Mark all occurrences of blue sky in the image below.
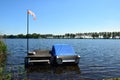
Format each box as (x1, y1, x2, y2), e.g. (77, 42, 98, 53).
(0, 0, 120, 35)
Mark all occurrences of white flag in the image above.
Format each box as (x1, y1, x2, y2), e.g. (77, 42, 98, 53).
(28, 10, 36, 20)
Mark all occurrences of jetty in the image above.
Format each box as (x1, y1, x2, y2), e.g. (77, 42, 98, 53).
(25, 50, 52, 66)
(25, 44, 80, 66)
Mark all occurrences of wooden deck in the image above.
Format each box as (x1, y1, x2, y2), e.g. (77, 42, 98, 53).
(26, 50, 51, 58)
(25, 50, 52, 64)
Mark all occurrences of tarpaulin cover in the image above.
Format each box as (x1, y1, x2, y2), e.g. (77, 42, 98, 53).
(52, 44, 76, 56)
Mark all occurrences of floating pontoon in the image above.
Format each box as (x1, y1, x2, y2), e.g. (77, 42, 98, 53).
(25, 44, 80, 66)
(25, 50, 52, 66)
(51, 44, 80, 64)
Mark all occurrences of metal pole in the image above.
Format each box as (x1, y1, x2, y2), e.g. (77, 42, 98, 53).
(27, 10, 29, 54)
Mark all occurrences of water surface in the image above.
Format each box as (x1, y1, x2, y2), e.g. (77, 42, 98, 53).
(4, 39, 120, 80)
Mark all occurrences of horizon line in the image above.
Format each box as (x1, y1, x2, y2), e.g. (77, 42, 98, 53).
(2, 31, 120, 35)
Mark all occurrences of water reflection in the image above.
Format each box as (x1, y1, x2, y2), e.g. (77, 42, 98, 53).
(53, 64, 80, 74)
(26, 63, 81, 80)
(26, 63, 52, 73)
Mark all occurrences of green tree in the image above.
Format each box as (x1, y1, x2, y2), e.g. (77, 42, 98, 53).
(32, 33, 39, 38)
(92, 32, 99, 39)
(17, 34, 25, 38)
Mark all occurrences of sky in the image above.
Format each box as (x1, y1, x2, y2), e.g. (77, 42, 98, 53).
(0, 0, 120, 35)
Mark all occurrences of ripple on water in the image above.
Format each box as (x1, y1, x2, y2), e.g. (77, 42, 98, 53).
(4, 39, 120, 80)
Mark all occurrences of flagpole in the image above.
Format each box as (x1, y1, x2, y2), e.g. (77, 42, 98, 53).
(26, 10, 36, 54)
(27, 10, 29, 54)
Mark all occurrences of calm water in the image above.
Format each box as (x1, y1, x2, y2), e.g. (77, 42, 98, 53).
(4, 39, 120, 80)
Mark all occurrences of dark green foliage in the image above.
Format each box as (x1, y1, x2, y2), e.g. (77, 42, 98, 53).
(0, 41, 7, 54)
(0, 40, 7, 79)
(91, 32, 99, 39)
(103, 32, 112, 39)
(2, 32, 120, 39)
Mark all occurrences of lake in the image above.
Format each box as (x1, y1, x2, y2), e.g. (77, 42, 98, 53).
(4, 39, 120, 80)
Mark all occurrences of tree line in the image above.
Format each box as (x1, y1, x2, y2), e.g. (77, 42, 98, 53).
(2, 32, 120, 39)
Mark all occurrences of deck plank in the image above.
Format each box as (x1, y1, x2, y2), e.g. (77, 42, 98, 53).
(27, 50, 51, 58)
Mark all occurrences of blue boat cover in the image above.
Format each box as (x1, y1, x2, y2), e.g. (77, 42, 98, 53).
(52, 44, 76, 56)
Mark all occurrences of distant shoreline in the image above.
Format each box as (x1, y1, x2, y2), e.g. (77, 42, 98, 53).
(2, 32, 120, 39)
(3, 38, 120, 39)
